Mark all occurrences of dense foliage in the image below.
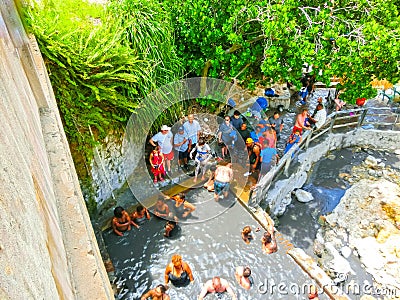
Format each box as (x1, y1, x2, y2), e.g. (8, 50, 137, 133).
(24, 0, 183, 177)
(24, 0, 399, 188)
(165, 0, 400, 102)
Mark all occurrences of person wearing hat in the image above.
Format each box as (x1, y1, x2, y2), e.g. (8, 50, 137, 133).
(173, 126, 189, 171)
(245, 138, 261, 177)
(149, 125, 174, 174)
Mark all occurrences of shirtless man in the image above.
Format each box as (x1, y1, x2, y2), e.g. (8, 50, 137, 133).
(213, 163, 233, 201)
(235, 266, 252, 290)
(198, 277, 237, 300)
(141, 284, 170, 300)
(292, 108, 311, 134)
(112, 206, 131, 236)
(131, 205, 150, 227)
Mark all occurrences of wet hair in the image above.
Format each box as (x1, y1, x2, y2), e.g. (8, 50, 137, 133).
(317, 103, 323, 109)
(136, 205, 145, 213)
(243, 267, 251, 277)
(262, 232, 272, 243)
(273, 111, 279, 116)
(212, 277, 221, 287)
(156, 284, 167, 293)
(177, 193, 185, 200)
(114, 206, 124, 218)
(242, 226, 251, 235)
(262, 139, 269, 146)
(198, 138, 205, 146)
(224, 115, 231, 120)
(210, 165, 217, 172)
(171, 254, 182, 264)
(233, 110, 241, 116)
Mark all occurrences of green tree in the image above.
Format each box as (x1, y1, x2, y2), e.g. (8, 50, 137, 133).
(23, 0, 184, 178)
(166, 0, 400, 102)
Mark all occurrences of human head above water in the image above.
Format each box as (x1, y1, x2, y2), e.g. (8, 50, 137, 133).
(243, 266, 251, 278)
(171, 254, 182, 266)
(212, 277, 222, 289)
(114, 206, 124, 218)
(155, 284, 167, 294)
(136, 205, 145, 213)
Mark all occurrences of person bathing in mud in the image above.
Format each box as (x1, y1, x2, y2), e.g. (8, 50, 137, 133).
(112, 206, 132, 236)
(169, 193, 196, 220)
(131, 205, 150, 227)
(235, 266, 253, 290)
(141, 284, 170, 300)
(164, 254, 194, 287)
(153, 197, 170, 218)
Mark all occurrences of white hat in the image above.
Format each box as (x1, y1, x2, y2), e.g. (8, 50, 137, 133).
(161, 125, 171, 131)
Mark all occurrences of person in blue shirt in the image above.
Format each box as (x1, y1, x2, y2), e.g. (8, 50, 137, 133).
(173, 126, 189, 170)
(284, 130, 302, 155)
(230, 110, 243, 130)
(249, 126, 262, 143)
(260, 139, 279, 176)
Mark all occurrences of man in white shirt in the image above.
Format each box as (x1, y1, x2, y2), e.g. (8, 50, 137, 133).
(183, 114, 201, 153)
(149, 125, 174, 173)
(309, 104, 327, 129)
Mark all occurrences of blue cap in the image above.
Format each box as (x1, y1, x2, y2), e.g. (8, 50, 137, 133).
(178, 126, 184, 131)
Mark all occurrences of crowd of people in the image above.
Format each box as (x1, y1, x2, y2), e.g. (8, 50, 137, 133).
(113, 90, 331, 299)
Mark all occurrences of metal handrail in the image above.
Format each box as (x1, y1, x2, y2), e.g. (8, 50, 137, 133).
(250, 105, 400, 206)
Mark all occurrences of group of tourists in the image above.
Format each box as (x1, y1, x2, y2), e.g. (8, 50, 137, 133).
(141, 253, 251, 300)
(149, 114, 202, 183)
(285, 97, 327, 155)
(112, 95, 331, 299)
(111, 205, 151, 236)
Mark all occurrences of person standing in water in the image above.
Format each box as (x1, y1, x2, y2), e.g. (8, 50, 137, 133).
(164, 254, 194, 287)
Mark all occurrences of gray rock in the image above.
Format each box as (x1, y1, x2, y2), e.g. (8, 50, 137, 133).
(364, 155, 378, 168)
(294, 189, 314, 203)
(377, 162, 385, 168)
(340, 246, 352, 258)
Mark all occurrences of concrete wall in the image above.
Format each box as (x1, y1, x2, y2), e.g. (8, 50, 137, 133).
(0, 2, 113, 299)
(264, 129, 400, 216)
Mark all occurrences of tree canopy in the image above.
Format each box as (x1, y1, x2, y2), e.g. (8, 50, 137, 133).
(23, 0, 399, 180)
(165, 0, 400, 101)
